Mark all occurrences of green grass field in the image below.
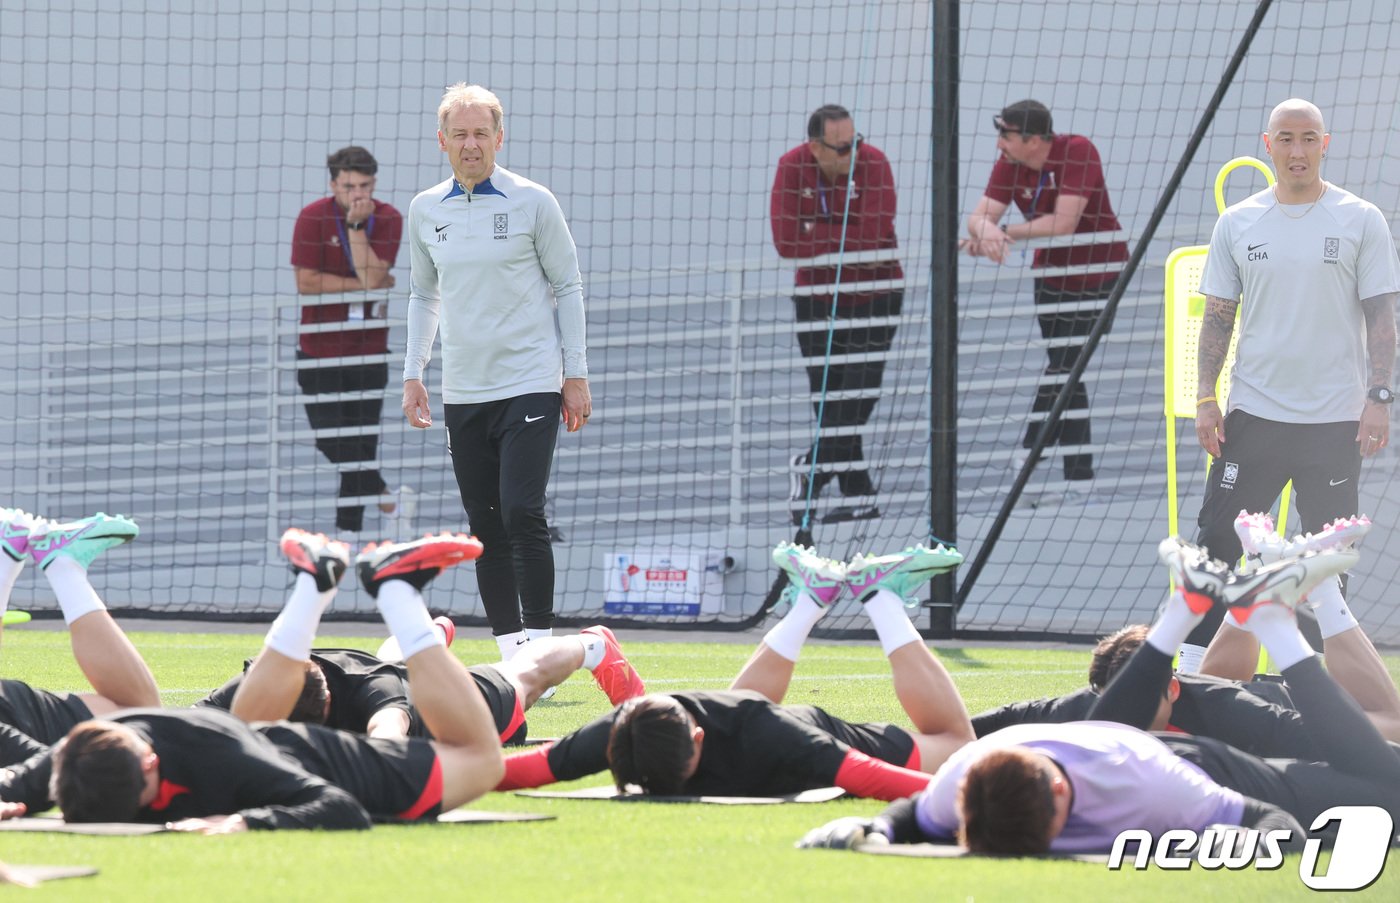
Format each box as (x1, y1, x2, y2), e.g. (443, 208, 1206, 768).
(2, 626, 1397, 901)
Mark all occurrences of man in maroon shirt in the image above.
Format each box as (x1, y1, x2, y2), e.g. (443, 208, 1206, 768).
(963, 101, 1128, 481)
(290, 146, 404, 534)
(770, 105, 904, 524)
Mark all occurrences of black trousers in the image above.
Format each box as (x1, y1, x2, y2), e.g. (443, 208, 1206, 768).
(1186, 411, 1361, 646)
(1092, 647, 1400, 829)
(297, 353, 389, 532)
(792, 290, 902, 496)
(444, 393, 560, 634)
(1024, 280, 1116, 480)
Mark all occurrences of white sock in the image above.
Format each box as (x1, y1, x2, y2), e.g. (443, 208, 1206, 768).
(761, 591, 827, 662)
(43, 557, 106, 625)
(377, 581, 442, 660)
(1176, 643, 1207, 674)
(525, 627, 553, 642)
(1247, 605, 1314, 671)
(0, 556, 23, 616)
(1147, 590, 1206, 657)
(496, 629, 529, 661)
(863, 589, 924, 655)
(376, 617, 449, 662)
(265, 573, 334, 661)
(578, 633, 606, 670)
(1308, 577, 1360, 639)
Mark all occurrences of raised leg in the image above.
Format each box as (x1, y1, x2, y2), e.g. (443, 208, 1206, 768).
(30, 514, 159, 709)
(230, 529, 350, 722)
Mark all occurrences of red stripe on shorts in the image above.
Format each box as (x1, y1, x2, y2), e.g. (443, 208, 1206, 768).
(498, 694, 526, 743)
(396, 754, 444, 821)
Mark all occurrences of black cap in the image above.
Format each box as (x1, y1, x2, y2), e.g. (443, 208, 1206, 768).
(994, 100, 1054, 138)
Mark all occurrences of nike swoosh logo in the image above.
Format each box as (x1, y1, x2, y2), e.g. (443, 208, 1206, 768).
(1224, 561, 1307, 608)
(1247, 242, 1267, 251)
(1330, 478, 1348, 486)
(524, 414, 546, 423)
(435, 224, 449, 233)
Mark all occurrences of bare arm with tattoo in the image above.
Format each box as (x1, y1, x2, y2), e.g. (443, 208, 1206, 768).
(1194, 295, 1238, 457)
(1357, 292, 1398, 456)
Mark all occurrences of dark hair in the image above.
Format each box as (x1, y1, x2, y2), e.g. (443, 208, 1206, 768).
(995, 99, 1054, 138)
(327, 146, 378, 179)
(807, 104, 852, 139)
(289, 663, 331, 724)
(957, 747, 1058, 854)
(1088, 624, 1149, 692)
(606, 696, 696, 796)
(51, 722, 146, 823)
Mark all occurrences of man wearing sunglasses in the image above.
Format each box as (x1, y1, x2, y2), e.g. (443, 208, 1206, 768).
(770, 104, 903, 525)
(962, 100, 1128, 482)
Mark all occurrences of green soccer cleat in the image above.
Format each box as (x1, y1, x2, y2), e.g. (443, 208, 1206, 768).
(844, 543, 964, 605)
(29, 513, 139, 571)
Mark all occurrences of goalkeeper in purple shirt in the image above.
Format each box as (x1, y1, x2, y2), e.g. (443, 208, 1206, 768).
(801, 537, 1400, 853)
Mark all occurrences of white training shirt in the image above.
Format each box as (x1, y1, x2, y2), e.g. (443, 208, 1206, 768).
(1197, 183, 1400, 423)
(404, 166, 587, 404)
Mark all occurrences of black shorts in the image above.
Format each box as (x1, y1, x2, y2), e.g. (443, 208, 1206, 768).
(0, 679, 93, 745)
(261, 722, 443, 821)
(1159, 733, 1400, 829)
(1198, 411, 1361, 556)
(790, 705, 916, 768)
(467, 665, 527, 746)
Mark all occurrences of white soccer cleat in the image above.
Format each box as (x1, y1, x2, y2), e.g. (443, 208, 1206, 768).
(1157, 537, 1229, 614)
(1233, 510, 1371, 569)
(1218, 547, 1361, 623)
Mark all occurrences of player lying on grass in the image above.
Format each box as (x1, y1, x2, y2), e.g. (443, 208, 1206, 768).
(496, 542, 975, 800)
(195, 529, 645, 744)
(800, 538, 1400, 854)
(0, 532, 506, 831)
(0, 510, 158, 764)
(1197, 511, 1400, 740)
(969, 512, 1400, 757)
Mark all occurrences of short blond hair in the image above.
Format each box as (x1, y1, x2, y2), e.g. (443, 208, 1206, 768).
(438, 83, 504, 134)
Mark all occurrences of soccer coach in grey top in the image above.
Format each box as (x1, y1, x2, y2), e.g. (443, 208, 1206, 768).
(1182, 98, 1400, 668)
(403, 83, 591, 659)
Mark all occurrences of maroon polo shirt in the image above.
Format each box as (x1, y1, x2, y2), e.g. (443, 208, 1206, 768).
(770, 142, 903, 306)
(984, 133, 1127, 292)
(290, 196, 403, 358)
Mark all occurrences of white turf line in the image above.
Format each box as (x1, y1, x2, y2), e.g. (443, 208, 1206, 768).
(153, 667, 1086, 697)
(610, 668, 1084, 687)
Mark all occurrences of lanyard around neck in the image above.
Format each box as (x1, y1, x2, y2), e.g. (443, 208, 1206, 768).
(1021, 170, 1049, 262)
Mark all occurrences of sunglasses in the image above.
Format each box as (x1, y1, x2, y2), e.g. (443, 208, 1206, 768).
(992, 116, 1024, 138)
(816, 132, 864, 156)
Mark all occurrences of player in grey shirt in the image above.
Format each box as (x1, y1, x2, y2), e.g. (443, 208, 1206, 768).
(402, 84, 591, 661)
(1181, 98, 1400, 671)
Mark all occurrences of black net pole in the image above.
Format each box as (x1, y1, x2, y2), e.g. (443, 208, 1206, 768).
(927, 0, 960, 637)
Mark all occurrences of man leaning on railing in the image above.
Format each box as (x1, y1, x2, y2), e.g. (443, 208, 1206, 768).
(962, 100, 1129, 482)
